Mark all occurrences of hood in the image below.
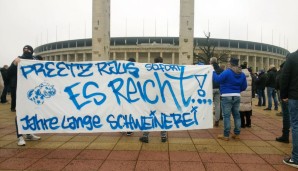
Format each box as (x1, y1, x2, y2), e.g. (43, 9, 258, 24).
(230, 66, 242, 74)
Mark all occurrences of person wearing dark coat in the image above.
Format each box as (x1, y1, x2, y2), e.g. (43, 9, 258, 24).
(7, 45, 41, 146)
(275, 62, 290, 143)
(280, 50, 298, 168)
(264, 65, 278, 110)
(255, 70, 266, 106)
(0, 65, 9, 103)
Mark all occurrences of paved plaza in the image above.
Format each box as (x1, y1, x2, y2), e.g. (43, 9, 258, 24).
(0, 99, 296, 171)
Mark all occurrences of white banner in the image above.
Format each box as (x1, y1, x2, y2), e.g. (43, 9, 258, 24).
(17, 60, 213, 133)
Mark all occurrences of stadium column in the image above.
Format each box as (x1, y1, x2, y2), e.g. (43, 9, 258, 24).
(148, 52, 151, 63)
(113, 52, 116, 60)
(172, 52, 175, 64)
(136, 52, 139, 62)
(124, 52, 127, 61)
(261, 57, 264, 70)
(92, 0, 110, 61)
(253, 56, 256, 72)
(179, 0, 194, 65)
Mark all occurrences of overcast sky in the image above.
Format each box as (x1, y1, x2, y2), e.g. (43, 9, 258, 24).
(0, 0, 297, 66)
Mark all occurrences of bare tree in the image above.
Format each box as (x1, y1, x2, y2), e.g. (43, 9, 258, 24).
(193, 32, 230, 64)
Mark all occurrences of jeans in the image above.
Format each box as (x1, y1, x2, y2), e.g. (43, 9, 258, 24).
(221, 96, 241, 137)
(213, 89, 221, 122)
(266, 87, 278, 109)
(288, 99, 298, 163)
(281, 101, 290, 138)
(257, 89, 266, 106)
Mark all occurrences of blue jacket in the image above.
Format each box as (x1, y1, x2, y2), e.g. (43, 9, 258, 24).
(213, 67, 247, 95)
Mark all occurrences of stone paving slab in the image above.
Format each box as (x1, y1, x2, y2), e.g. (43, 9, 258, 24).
(0, 99, 296, 170)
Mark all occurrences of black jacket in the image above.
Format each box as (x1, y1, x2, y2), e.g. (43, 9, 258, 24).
(212, 62, 224, 89)
(265, 68, 277, 88)
(7, 62, 18, 88)
(280, 50, 298, 100)
(255, 72, 266, 90)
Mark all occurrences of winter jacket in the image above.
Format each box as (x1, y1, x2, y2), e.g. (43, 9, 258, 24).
(265, 68, 277, 88)
(240, 69, 252, 111)
(280, 50, 298, 100)
(213, 66, 247, 95)
(255, 72, 266, 90)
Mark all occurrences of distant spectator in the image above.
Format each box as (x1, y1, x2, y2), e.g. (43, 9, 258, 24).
(264, 65, 278, 111)
(0, 72, 4, 97)
(255, 70, 266, 106)
(0, 65, 9, 103)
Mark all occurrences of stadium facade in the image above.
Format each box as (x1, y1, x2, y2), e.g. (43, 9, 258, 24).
(34, 37, 288, 72)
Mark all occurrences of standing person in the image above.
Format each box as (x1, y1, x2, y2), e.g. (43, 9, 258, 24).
(239, 63, 252, 128)
(210, 57, 223, 127)
(126, 57, 136, 136)
(139, 57, 167, 143)
(0, 72, 4, 97)
(264, 65, 278, 111)
(255, 70, 266, 106)
(248, 67, 256, 98)
(276, 62, 290, 143)
(280, 50, 298, 168)
(7, 45, 41, 146)
(0, 65, 9, 103)
(212, 57, 247, 141)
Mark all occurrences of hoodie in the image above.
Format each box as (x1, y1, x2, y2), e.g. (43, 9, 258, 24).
(213, 66, 247, 96)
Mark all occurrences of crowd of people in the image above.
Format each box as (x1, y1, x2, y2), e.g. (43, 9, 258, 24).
(0, 45, 297, 168)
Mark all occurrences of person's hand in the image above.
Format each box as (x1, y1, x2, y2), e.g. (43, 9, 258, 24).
(13, 57, 21, 65)
(282, 98, 288, 102)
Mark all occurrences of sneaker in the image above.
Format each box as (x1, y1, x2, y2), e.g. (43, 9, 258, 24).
(276, 136, 289, 143)
(139, 136, 149, 143)
(161, 136, 167, 143)
(232, 134, 240, 140)
(274, 108, 278, 111)
(18, 136, 26, 146)
(26, 134, 41, 141)
(217, 134, 229, 141)
(276, 112, 283, 116)
(283, 157, 298, 168)
(214, 121, 219, 127)
(263, 108, 271, 111)
(11, 109, 16, 112)
(246, 124, 251, 128)
(126, 132, 133, 136)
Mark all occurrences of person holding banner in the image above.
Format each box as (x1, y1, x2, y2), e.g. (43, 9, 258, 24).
(126, 57, 136, 136)
(212, 57, 247, 141)
(139, 56, 167, 143)
(7, 45, 41, 146)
